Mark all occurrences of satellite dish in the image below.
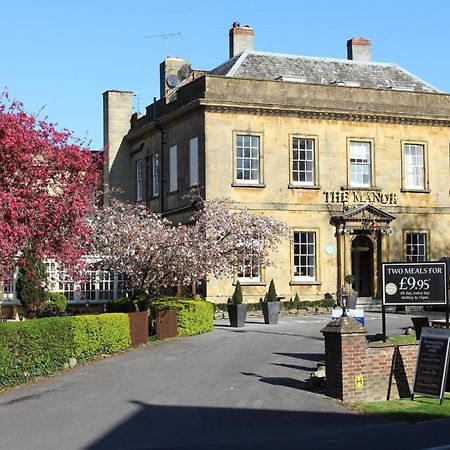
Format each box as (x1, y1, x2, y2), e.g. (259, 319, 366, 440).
(166, 74, 179, 88)
(178, 64, 192, 80)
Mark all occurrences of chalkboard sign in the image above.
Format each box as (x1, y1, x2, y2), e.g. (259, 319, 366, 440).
(413, 327, 450, 402)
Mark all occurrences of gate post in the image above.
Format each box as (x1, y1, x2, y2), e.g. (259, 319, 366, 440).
(321, 316, 367, 401)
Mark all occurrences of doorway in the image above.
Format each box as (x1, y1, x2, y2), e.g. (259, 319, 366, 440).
(351, 235, 373, 297)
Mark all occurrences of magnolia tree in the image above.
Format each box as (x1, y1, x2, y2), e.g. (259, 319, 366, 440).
(89, 198, 288, 305)
(0, 93, 100, 281)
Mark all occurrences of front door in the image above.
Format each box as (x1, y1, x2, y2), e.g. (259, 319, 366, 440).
(351, 235, 373, 297)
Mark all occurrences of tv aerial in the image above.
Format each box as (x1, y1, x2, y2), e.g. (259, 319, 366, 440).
(146, 32, 182, 57)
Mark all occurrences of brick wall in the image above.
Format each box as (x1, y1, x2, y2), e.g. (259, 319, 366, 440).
(322, 317, 418, 402)
(361, 342, 418, 402)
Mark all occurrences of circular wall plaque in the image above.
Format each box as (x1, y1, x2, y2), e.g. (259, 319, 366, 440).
(325, 245, 334, 255)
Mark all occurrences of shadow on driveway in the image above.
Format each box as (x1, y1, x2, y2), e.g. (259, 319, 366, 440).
(84, 400, 450, 450)
(84, 400, 383, 450)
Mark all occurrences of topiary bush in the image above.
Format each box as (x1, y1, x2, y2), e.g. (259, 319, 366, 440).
(0, 313, 131, 390)
(229, 281, 243, 304)
(41, 292, 68, 312)
(149, 298, 214, 336)
(214, 297, 334, 313)
(264, 279, 278, 302)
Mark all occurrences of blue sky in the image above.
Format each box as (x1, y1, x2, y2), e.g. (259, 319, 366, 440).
(2, 0, 450, 150)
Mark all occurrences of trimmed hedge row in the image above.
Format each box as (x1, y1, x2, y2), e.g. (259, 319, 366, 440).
(149, 298, 214, 336)
(106, 296, 148, 313)
(0, 313, 130, 390)
(213, 297, 335, 312)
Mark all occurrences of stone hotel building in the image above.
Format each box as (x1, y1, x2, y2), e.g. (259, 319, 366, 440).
(103, 24, 450, 304)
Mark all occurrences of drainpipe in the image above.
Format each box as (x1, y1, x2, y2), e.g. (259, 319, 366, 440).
(153, 97, 165, 214)
(145, 154, 149, 207)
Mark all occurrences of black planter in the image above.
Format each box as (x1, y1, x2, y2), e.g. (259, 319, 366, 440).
(227, 304, 247, 327)
(262, 302, 280, 324)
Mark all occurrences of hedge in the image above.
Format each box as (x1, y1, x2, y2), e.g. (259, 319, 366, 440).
(0, 313, 130, 390)
(69, 314, 131, 360)
(106, 296, 148, 313)
(213, 297, 335, 312)
(149, 298, 214, 336)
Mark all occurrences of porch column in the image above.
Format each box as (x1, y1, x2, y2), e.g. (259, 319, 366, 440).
(336, 226, 345, 288)
(372, 235, 379, 298)
(343, 231, 352, 280)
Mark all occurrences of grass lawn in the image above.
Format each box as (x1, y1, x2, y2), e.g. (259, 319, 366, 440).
(349, 334, 450, 423)
(385, 334, 417, 344)
(348, 394, 450, 422)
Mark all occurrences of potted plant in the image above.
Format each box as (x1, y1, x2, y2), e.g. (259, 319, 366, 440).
(344, 274, 358, 309)
(227, 281, 247, 327)
(262, 279, 281, 324)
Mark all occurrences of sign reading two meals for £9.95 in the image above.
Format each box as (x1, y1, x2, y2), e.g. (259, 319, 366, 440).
(382, 262, 448, 306)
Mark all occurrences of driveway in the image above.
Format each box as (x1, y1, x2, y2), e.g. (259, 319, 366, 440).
(1, 312, 449, 449)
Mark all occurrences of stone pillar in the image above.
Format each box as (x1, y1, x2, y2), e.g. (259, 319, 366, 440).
(321, 317, 367, 401)
(336, 228, 343, 288)
(380, 231, 390, 262)
(343, 231, 352, 278)
(372, 235, 378, 298)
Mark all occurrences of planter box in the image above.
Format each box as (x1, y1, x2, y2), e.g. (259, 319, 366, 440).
(227, 304, 247, 327)
(262, 302, 280, 324)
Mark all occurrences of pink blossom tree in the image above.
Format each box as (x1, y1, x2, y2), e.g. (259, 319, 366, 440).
(0, 93, 101, 281)
(89, 198, 288, 305)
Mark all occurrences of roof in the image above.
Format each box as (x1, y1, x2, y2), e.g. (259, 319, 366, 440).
(210, 51, 441, 94)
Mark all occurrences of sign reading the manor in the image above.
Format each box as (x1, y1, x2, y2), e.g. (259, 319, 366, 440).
(382, 262, 448, 306)
(323, 190, 398, 205)
(413, 327, 450, 401)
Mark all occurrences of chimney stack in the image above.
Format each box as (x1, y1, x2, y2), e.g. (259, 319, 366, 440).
(159, 56, 191, 102)
(229, 22, 254, 59)
(347, 37, 371, 62)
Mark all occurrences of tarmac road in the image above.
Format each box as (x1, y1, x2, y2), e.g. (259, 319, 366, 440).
(1, 312, 450, 450)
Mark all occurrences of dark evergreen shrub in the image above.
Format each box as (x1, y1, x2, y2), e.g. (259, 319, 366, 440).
(41, 292, 68, 312)
(230, 281, 243, 304)
(264, 279, 278, 302)
(16, 252, 48, 316)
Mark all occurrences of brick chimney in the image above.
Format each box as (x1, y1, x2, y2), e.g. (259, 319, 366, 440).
(347, 37, 371, 62)
(229, 22, 254, 58)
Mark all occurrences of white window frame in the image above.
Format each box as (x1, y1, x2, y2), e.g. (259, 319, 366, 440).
(152, 153, 159, 197)
(291, 136, 316, 186)
(237, 254, 261, 282)
(293, 231, 316, 281)
(1, 260, 129, 305)
(189, 137, 199, 187)
(136, 159, 143, 202)
(235, 134, 261, 184)
(403, 143, 426, 190)
(405, 232, 428, 262)
(169, 145, 178, 192)
(349, 140, 372, 188)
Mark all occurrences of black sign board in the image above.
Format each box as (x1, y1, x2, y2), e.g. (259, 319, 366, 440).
(382, 262, 448, 306)
(413, 327, 450, 402)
